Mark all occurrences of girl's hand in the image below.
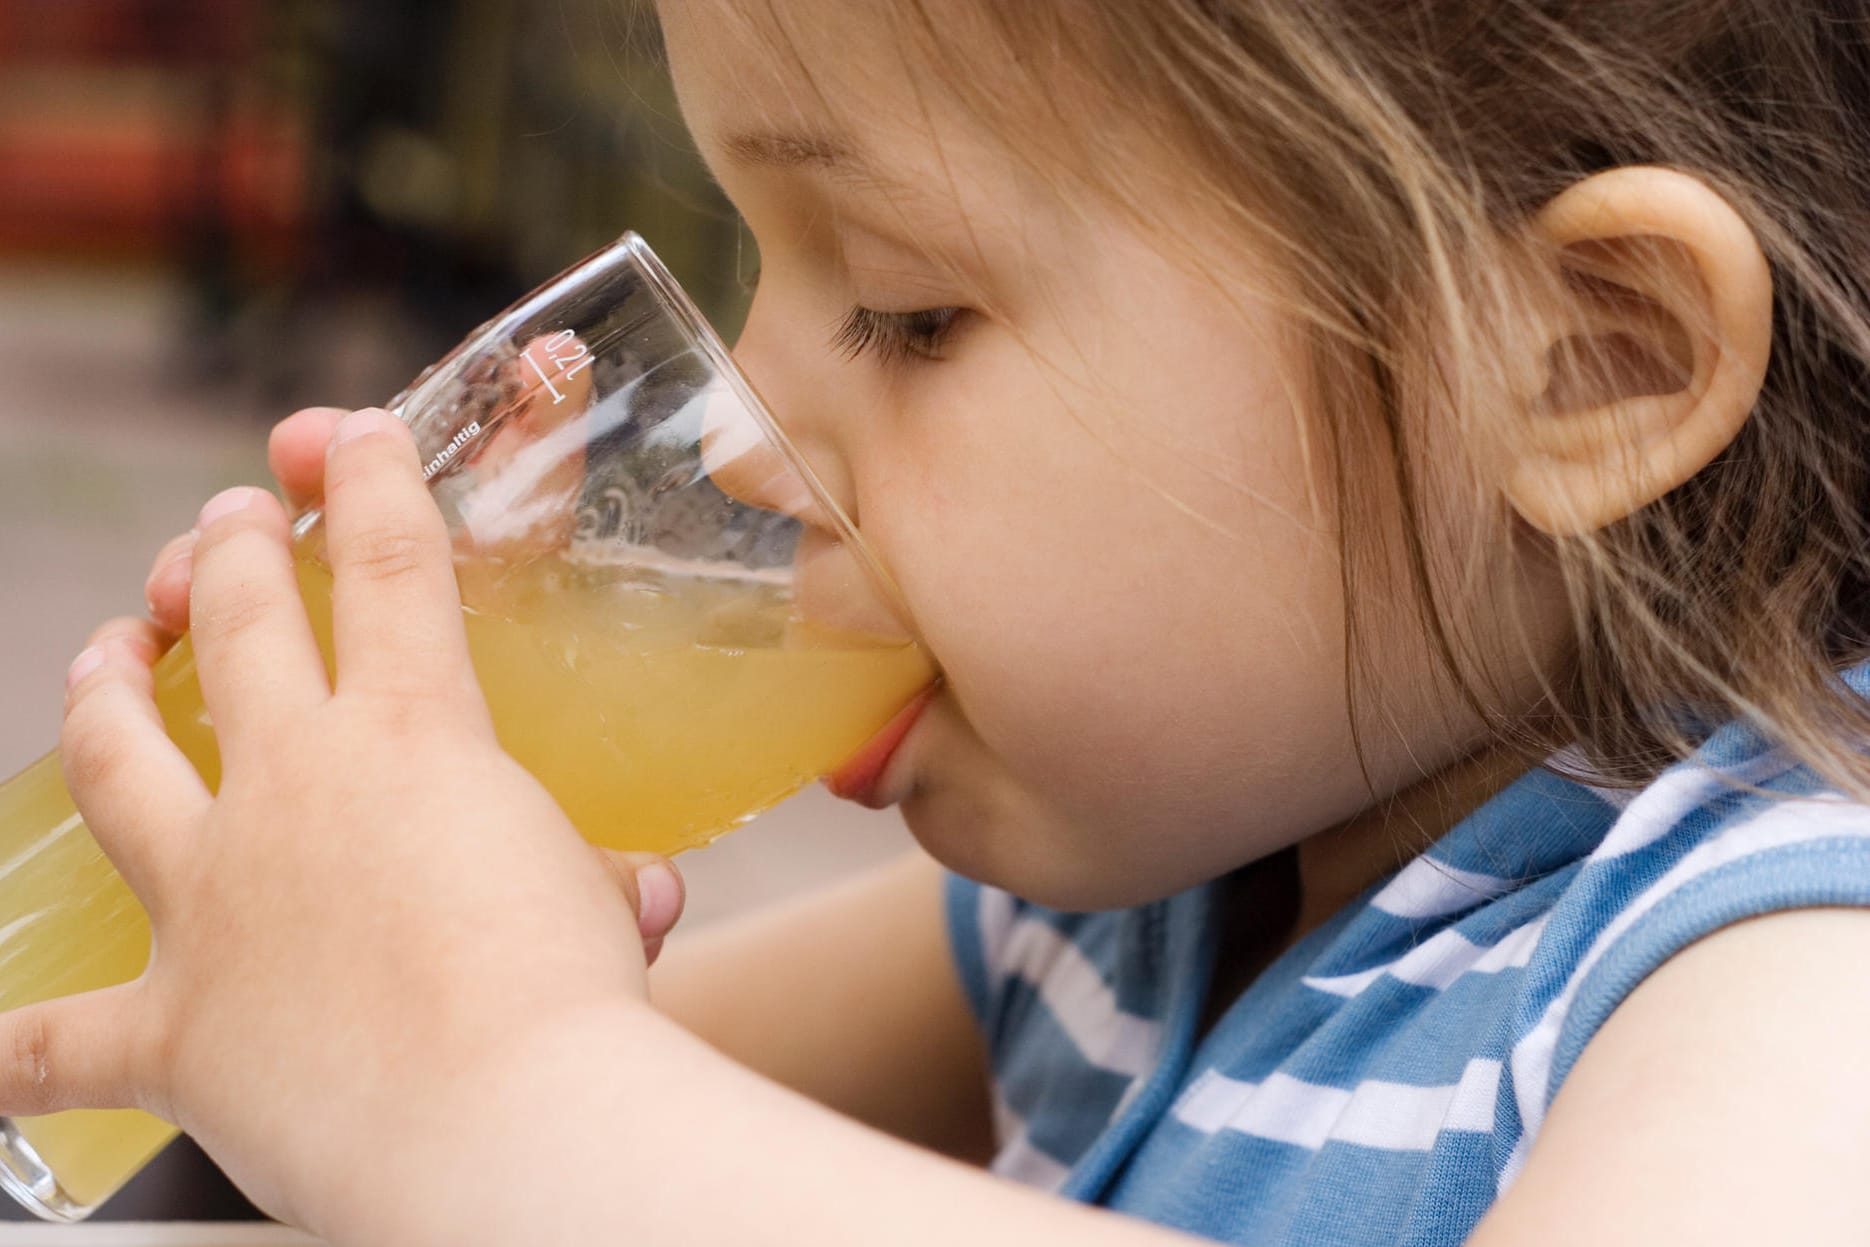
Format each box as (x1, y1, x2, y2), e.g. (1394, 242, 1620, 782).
(12, 408, 682, 1229)
(142, 406, 683, 963)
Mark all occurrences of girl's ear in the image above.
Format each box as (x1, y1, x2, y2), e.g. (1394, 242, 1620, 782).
(1500, 166, 1773, 536)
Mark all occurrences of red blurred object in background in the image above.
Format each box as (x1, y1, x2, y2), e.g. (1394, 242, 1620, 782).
(0, 0, 305, 265)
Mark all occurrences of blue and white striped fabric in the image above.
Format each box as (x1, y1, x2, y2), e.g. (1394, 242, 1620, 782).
(944, 671, 1870, 1246)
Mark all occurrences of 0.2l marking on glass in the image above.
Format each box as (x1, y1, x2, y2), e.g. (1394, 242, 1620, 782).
(523, 330, 595, 405)
(421, 330, 590, 482)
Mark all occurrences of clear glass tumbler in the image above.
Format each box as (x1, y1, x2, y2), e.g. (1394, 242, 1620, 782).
(0, 233, 935, 1220)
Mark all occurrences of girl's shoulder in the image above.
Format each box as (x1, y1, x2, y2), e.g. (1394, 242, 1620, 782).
(1495, 728, 1870, 1183)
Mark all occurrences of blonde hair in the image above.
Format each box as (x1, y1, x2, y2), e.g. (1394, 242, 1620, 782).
(681, 1, 1870, 800)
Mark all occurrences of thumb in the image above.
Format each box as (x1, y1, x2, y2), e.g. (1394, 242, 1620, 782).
(595, 850, 687, 964)
(0, 984, 156, 1118)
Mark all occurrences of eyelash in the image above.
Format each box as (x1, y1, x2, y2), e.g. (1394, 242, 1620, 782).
(831, 306, 962, 364)
(737, 256, 960, 364)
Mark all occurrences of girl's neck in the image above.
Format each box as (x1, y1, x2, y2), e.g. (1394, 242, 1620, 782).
(1196, 742, 1531, 1044)
(1291, 741, 1531, 942)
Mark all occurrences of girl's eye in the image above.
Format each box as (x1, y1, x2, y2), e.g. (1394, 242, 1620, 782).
(831, 306, 962, 364)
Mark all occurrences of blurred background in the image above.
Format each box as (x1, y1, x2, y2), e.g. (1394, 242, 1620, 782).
(0, 0, 912, 1225)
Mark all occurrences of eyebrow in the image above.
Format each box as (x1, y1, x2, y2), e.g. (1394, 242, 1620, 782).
(717, 125, 920, 207)
(721, 128, 859, 171)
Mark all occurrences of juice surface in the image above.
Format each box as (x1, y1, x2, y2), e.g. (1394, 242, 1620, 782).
(0, 553, 933, 1211)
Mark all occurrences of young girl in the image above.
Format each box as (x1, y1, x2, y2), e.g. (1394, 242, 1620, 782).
(24, 0, 1870, 1242)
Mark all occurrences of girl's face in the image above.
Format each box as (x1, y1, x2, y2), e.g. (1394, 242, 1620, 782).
(660, 1, 1520, 909)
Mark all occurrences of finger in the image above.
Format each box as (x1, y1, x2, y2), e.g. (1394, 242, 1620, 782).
(61, 632, 207, 901)
(595, 850, 687, 945)
(143, 530, 199, 636)
(322, 409, 479, 705)
(188, 486, 330, 760)
(80, 615, 173, 667)
(268, 407, 346, 514)
(0, 984, 156, 1117)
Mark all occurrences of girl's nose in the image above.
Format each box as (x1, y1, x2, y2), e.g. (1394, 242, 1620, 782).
(697, 385, 828, 527)
(700, 300, 911, 639)
(701, 290, 860, 533)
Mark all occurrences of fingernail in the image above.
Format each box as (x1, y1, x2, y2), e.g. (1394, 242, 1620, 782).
(145, 550, 192, 616)
(155, 533, 198, 574)
(66, 646, 107, 691)
(634, 860, 683, 938)
(332, 408, 398, 447)
(197, 487, 258, 529)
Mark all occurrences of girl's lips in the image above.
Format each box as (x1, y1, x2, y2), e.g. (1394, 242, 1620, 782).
(824, 685, 937, 808)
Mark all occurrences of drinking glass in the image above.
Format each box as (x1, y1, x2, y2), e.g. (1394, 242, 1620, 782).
(0, 233, 935, 1220)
